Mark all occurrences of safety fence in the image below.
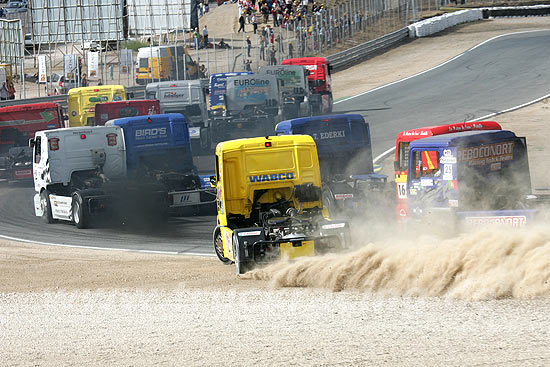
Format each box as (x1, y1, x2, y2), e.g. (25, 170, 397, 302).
(1, 3, 549, 102)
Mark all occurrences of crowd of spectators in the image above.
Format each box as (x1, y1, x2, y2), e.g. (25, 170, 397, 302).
(237, 0, 329, 30)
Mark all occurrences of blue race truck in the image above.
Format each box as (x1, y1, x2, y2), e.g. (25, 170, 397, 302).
(275, 114, 387, 216)
(107, 113, 215, 215)
(406, 129, 538, 228)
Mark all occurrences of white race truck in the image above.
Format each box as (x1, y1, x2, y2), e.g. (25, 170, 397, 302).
(31, 126, 129, 228)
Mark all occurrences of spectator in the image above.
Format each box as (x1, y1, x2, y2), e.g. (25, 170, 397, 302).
(252, 13, 258, 34)
(269, 45, 276, 65)
(275, 33, 283, 53)
(7, 82, 16, 100)
(288, 41, 294, 58)
(203, 25, 209, 47)
(246, 36, 252, 57)
(0, 82, 8, 100)
(259, 36, 265, 60)
(97, 78, 103, 86)
(199, 64, 208, 78)
(81, 73, 89, 87)
(245, 59, 252, 72)
(261, 3, 269, 23)
(194, 27, 200, 49)
(238, 13, 246, 32)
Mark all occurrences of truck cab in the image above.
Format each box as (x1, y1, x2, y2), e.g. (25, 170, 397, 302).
(258, 65, 311, 119)
(282, 57, 333, 114)
(208, 72, 252, 118)
(406, 130, 534, 227)
(212, 135, 349, 274)
(146, 80, 210, 152)
(94, 100, 160, 126)
(135, 46, 198, 84)
(211, 74, 282, 144)
(0, 103, 64, 181)
(31, 126, 127, 228)
(107, 113, 206, 211)
(394, 121, 502, 220)
(276, 114, 386, 216)
(67, 85, 126, 127)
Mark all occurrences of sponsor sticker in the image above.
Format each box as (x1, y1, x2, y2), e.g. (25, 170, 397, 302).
(465, 216, 527, 227)
(334, 193, 353, 200)
(322, 223, 346, 230)
(238, 231, 262, 237)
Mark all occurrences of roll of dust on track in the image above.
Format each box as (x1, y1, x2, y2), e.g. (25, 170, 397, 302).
(245, 225, 550, 300)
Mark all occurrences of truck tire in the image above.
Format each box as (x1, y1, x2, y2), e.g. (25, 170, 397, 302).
(233, 232, 252, 275)
(72, 193, 88, 229)
(40, 190, 54, 224)
(213, 228, 232, 264)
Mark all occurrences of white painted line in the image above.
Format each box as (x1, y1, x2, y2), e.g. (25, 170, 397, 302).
(0, 234, 216, 257)
(373, 146, 396, 164)
(334, 29, 550, 105)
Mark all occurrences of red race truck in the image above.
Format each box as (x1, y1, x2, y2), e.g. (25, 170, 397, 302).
(0, 103, 64, 182)
(282, 57, 333, 114)
(94, 100, 160, 126)
(394, 121, 501, 220)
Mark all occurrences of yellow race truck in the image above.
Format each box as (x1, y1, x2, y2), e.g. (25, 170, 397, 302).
(67, 85, 126, 127)
(212, 135, 350, 274)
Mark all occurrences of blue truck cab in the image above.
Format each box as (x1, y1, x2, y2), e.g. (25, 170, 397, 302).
(406, 129, 535, 227)
(107, 113, 209, 210)
(276, 114, 387, 216)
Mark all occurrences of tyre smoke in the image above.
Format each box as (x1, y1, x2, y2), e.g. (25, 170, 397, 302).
(246, 226, 550, 300)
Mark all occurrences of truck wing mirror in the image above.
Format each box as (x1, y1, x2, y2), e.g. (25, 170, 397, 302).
(394, 161, 399, 171)
(28, 138, 35, 148)
(209, 175, 217, 187)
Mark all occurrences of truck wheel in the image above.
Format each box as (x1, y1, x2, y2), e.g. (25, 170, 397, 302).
(213, 228, 232, 264)
(40, 190, 54, 224)
(233, 233, 252, 275)
(72, 193, 88, 229)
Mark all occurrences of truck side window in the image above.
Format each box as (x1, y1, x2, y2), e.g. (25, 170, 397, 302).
(412, 151, 421, 179)
(420, 150, 440, 177)
(34, 137, 41, 164)
(398, 142, 410, 171)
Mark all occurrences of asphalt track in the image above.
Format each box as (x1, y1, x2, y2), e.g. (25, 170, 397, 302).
(1, 30, 549, 254)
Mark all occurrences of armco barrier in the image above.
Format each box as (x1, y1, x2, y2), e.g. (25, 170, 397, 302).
(327, 28, 410, 71)
(482, 5, 550, 18)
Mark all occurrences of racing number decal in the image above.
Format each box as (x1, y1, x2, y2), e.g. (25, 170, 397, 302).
(443, 164, 453, 180)
(397, 183, 407, 199)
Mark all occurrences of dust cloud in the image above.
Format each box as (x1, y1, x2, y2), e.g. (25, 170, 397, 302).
(246, 225, 550, 300)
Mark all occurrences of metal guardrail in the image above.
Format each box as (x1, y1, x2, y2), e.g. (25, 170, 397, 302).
(0, 85, 147, 109)
(482, 6, 550, 18)
(327, 27, 410, 71)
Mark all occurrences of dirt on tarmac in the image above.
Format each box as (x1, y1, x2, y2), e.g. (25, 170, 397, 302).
(1, 17, 549, 367)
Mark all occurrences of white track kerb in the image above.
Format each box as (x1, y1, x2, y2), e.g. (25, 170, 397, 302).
(4, 30, 549, 255)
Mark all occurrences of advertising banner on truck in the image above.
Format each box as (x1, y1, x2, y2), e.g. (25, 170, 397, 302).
(457, 142, 514, 167)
